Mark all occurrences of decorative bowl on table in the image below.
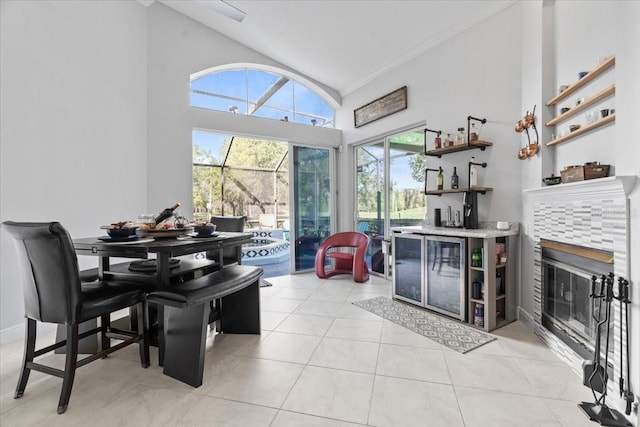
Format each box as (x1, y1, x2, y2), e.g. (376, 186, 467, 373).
(100, 222, 138, 239)
(193, 223, 217, 237)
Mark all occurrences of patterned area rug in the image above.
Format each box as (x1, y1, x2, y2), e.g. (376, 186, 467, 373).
(353, 296, 496, 353)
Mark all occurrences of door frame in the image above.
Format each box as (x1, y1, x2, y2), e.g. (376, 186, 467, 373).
(288, 143, 337, 274)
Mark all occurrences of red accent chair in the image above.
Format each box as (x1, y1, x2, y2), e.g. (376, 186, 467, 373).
(315, 232, 370, 282)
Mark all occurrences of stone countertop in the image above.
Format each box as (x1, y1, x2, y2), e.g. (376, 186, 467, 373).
(391, 222, 520, 238)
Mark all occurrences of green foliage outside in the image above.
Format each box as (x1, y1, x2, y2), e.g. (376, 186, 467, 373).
(193, 137, 288, 222)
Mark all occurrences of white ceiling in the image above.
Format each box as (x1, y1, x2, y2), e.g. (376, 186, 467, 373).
(157, 0, 518, 96)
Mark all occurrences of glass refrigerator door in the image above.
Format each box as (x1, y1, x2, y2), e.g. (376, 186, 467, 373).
(425, 236, 466, 320)
(392, 233, 424, 305)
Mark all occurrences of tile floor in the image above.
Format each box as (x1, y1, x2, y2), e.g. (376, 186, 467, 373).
(0, 273, 598, 426)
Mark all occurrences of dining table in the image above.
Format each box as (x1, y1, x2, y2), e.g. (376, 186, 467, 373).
(72, 231, 255, 364)
(73, 231, 253, 289)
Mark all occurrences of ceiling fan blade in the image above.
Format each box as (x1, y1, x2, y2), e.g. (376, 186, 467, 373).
(200, 0, 247, 22)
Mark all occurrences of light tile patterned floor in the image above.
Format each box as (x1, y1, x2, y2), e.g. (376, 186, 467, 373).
(0, 273, 598, 426)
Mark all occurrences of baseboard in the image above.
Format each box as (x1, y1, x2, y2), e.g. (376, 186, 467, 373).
(0, 322, 57, 346)
(517, 306, 535, 331)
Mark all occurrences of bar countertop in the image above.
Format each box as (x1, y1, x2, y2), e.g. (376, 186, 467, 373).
(391, 222, 520, 239)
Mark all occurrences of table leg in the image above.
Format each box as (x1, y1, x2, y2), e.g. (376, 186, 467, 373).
(156, 253, 171, 366)
(98, 256, 110, 280)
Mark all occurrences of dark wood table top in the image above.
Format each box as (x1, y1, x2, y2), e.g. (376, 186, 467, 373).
(73, 231, 253, 259)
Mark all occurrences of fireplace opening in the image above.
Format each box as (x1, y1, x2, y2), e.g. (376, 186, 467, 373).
(540, 240, 614, 370)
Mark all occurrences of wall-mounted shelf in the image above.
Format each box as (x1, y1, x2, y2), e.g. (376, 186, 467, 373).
(425, 186, 493, 196)
(545, 85, 615, 126)
(425, 141, 492, 157)
(546, 114, 615, 146)
(546, 56, 615, 106)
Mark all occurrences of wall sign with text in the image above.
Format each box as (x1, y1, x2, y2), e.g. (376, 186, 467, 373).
(354, 86, 408, 128)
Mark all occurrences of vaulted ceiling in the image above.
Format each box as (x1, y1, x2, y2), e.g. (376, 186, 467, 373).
(155, 0, 518, 96)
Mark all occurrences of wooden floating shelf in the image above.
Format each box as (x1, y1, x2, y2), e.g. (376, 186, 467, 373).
(425, 141, 492, 157)
(546, 56, 615, 106)
(546, 85, 615, 126)
(425, 186, 493, 196)
(546, 114, 615, 146)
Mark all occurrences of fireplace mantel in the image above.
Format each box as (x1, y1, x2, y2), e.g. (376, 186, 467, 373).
(524, 175, 637, 200)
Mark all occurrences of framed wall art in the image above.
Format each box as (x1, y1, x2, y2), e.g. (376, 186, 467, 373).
(354, 86, 407, 128)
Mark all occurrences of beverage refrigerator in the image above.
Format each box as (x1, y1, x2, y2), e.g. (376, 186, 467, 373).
(392, 232, 466, 321)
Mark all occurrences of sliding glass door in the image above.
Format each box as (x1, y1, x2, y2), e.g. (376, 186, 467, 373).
(354, 127, 426, 277)
(290, 145, 334, 272)
(355, 142, 385, 274)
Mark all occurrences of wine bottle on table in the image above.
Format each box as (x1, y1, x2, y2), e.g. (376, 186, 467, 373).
(154, 202, 180, 226)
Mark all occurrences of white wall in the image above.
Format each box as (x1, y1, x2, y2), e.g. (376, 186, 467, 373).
(0, 0, 148, 343)
(145, 2, 341, 219)
(518, 0, 640, 414)
(337, 3, 524, 235)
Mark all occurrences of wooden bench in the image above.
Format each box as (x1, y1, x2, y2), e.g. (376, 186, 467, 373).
(147, 264, 263, 387)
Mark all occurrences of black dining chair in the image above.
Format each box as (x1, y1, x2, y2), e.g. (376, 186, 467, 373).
(1, 221, 150, 414)
(204, 215, 246, 328)
(206, 215, 247, 266)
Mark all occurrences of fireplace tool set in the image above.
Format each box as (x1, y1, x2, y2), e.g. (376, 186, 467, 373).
(579, 274, 633, 426)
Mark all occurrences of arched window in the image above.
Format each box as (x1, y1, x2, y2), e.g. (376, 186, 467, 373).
(190, 68, 335, 128)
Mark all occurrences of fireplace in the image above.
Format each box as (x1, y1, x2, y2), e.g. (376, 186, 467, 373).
(525, 176, 635, 412)
(540, 240, 614, 368)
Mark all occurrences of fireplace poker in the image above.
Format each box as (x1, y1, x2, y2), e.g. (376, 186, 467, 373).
(616, 277, 625, 399)
(583, 275, 607, 394)
(622, 279, 633, 415)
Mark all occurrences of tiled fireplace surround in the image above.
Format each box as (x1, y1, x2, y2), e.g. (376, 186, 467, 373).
(526, 176, 636, 410)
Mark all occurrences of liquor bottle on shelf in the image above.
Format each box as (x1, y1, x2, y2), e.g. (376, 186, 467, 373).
(437, 167, 444, 190)
(451, 167, 458, 189)
(470, 156, 478, 187)
(470, 123, 479, 142)
(445, 133, 453, 147)
(434, 132, 442, 149)
(456, 127, 465, 145)
(154, 202, 180, 226)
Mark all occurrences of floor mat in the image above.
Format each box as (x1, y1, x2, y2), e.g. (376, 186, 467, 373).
(259, 279, 273, 287)
(353, 296, 496, 353)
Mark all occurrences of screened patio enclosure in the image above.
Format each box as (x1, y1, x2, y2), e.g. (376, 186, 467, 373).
(193, 132, 289, 229)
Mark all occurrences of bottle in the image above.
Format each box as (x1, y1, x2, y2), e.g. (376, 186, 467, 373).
(434, 132, 442, 149)
(474, 304, 485, 327)
(472, 249, 481, 267)
(451, 167, 458, 189)
(497, 271, 504, 295)
(437, 167, 444, 190)
(445, 133, 453, 147)
(154, 202, 181, 226)
(470, 156, 478, 187)
(456, 127, 465, 145)
(470, 123, 479, 142)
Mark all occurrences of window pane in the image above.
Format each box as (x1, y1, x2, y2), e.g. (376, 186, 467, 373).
(294, 82, 334, 126)
(191, 69, 247, 100)
(191, 69, 335, 128)
(247, 69, 281, 102)
(192, 130, 231, 165)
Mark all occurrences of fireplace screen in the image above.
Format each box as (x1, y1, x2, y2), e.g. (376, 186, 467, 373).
(541, 244, 614, 362)
(543, 259, 597, 342)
